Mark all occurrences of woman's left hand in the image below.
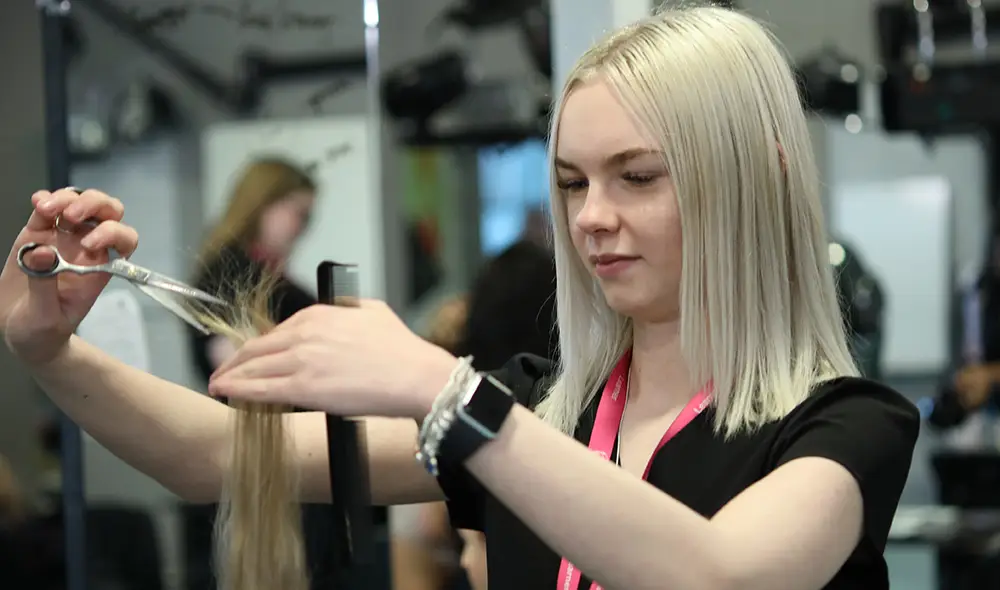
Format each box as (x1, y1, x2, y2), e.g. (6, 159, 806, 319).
(207, 300, 458, 420)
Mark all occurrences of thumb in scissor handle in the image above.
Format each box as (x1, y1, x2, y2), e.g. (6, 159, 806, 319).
(16, 243, 61, 278)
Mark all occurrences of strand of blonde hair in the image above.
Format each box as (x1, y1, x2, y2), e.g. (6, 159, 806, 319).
(194, 275, 310, 590)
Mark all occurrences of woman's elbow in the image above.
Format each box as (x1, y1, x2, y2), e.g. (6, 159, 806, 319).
(166, 468, 225, 503)
(170, 445, 229, 503)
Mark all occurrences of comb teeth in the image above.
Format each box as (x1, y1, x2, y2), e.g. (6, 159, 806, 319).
(317, 261, 359, 308)
(331, 264, 360, 307)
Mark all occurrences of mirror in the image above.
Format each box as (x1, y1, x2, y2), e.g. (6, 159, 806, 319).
(6, 1, 555, 589)
(58, 1, 381, 589)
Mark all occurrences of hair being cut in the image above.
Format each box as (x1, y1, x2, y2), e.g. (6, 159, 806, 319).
(538, 4, 858, 438)
(194, 275, 310, 590)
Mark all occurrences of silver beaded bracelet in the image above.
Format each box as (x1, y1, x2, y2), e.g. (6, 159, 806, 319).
(415, 355, 481, 477)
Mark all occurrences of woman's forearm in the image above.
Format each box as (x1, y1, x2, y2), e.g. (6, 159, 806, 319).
(30, 335, 232, 501)
(464, 405, 730, 590)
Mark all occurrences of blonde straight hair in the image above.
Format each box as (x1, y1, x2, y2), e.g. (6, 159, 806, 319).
(537, 3, 859, 438)
(196, 277, 310, 590)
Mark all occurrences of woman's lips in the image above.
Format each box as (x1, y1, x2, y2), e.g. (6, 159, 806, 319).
(591, 255, 639, 278)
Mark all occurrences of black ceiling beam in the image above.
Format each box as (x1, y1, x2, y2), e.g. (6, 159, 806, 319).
(79, 0, 367, 115)
(80, 0, 239, 111)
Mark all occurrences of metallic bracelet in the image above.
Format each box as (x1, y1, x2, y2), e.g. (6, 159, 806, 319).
(415, 355, 480, 477)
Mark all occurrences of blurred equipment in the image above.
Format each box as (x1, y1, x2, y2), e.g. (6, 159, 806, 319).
(383, 0, 551, 146)
(382, 52, 470, 122)
(438, 0, 541, 30)
(518, 2, 552, 80)
(797, 46, 863, 118)
(876, 0, 1000, 134)
(110, 79, 181, 144)
(437, 0, 553, 79)
(829, 240, 886, 379)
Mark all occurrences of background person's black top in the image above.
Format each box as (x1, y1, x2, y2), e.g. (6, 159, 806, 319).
(189, 246, 315, 382)
(437, 354, 921, 590)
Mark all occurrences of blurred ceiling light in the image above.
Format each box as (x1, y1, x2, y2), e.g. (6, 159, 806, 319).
(845, 113, 864, 133)
(829, 242, 847, 267)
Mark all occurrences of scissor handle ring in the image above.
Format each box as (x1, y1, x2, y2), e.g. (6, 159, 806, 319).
(17, 243, 60, 278)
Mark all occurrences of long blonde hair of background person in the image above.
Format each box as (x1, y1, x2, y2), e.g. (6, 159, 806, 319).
(198, 158, 316, 266)
(537, 4, 859, 438)
(194, 274, 310, 590)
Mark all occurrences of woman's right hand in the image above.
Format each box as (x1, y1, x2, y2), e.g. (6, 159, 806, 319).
(0, 188, 139, 366)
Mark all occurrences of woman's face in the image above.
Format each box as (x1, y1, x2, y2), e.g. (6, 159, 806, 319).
(556, 79, 683, 323)
(257, 189, 315, 260)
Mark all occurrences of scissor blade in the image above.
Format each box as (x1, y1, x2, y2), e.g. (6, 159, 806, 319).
(135, 284, 214, 335)
(144, 274, 228, 306)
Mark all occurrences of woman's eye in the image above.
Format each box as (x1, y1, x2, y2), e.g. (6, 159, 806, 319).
(622, 173, 657, 186)
(556, 178, 588, 192)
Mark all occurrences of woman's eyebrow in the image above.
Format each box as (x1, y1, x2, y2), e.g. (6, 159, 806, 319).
(555, 148, 662, 171)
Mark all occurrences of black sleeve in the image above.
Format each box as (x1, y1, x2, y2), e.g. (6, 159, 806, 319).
(434, 353, 554, 531)
(770, 378, 920, 551)
(271, 280, 316, 323)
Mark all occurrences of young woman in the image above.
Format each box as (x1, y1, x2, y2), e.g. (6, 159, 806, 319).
(1, 6, 917, 590)
(190, 157, 317, 382)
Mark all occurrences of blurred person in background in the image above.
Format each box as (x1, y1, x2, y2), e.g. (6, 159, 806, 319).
(828, 240, 885, 381)
(926, 224, 1000, 433)
(0, 453, 30, 588)
(0, 454, 26, 530)
(953, 226, 1000, 412)
(189, 156, 317, 380)
(393, 240, 558, 590)
(0, 453, 64, 590)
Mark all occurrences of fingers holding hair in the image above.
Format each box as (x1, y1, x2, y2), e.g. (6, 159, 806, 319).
(211, 329, 302, 381)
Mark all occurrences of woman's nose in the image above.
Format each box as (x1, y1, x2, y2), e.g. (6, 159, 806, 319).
(574, 185, 619, 235)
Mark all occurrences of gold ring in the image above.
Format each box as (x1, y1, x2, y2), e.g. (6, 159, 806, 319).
(54, 215, 99, 234)
(54, 214, 74, 234)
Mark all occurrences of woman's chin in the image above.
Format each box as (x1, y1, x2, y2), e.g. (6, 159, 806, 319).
(601, 289, 677, 324)
(601, 290, 648, 318)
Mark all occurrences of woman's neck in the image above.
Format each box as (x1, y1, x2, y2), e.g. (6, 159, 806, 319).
(630, 320, 694, 409)
(247, 242, 287, 273)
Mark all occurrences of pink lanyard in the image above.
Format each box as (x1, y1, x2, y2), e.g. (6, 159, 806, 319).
(556, 349, 712, 590)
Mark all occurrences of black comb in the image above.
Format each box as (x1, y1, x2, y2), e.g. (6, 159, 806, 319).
(317, 261, 375, 584)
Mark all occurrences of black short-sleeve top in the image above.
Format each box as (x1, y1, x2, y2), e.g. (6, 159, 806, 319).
(436, 354, 920, 590)
(187, 246, 315, 386)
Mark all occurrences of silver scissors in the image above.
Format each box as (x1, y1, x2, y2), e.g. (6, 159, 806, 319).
(17, 241, 228, 335)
